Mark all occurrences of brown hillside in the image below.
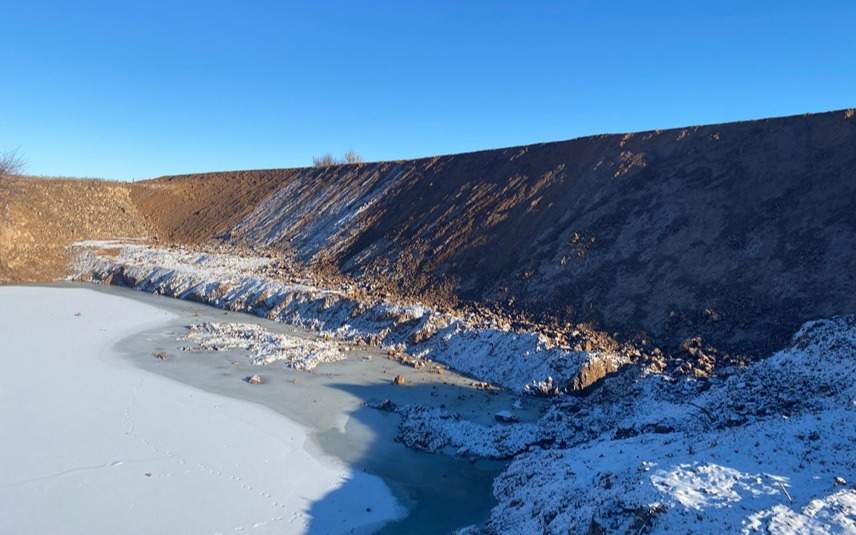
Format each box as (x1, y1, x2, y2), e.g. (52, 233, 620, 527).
(0, 178, 149, 281)
(130, 169, 291, 243)
(161, 109, 856, 356)
(3, 108, 856, 357)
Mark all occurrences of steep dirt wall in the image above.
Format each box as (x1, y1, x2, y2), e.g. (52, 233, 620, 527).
(5, 109, 856, 357)
(130, 169, 291, 243)
(179, 109, 856, 355)
(0, 178, 149, 281)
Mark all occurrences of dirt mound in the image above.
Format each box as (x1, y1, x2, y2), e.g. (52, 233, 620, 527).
(129, 169, 291, 243)
(5, 108, 856, 357)
(0, 178, 149, 281)
(187, 109, 856, 356)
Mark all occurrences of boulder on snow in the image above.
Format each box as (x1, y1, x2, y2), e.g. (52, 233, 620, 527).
(102, 267, 133, 287)
(369, 399, 396, 411)
(568, 353, 628, 392)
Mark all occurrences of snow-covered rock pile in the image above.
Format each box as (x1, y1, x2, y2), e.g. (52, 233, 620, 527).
(394, 405, 543, 459)
(379, 316, 856, 533)
(179, 322, 344, 370)
(480, 315, 856, 533)
(71, 243, 628, 391)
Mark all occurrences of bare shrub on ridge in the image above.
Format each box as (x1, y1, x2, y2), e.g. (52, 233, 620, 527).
(313, 150, 363, 167)
(0, 148, 25, 178)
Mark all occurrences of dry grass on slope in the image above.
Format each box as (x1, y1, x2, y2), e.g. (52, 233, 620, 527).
(0, 177, 149, 282)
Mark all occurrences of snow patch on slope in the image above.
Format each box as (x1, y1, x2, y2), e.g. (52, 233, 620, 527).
(745, 490, 856, 534)
(229, 166, 405, 259)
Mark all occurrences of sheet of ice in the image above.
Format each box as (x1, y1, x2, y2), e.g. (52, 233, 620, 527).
(0, 286, 401, 535)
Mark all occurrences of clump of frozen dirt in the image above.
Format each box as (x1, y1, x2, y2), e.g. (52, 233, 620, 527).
(179, 321, 344, 371)
(394, 405, 542, 459)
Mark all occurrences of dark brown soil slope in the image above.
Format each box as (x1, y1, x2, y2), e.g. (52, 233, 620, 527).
(188, 109, 856, 355)
(130, 169, 291, 243)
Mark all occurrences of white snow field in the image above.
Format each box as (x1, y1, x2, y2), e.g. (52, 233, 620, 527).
(0, 286, 401, 535)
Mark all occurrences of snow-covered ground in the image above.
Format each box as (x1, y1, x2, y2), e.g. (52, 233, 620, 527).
(67, 242, 856, 533)
(0, 286, 402, 535)
(71, 242, 627, 392)
(403, 316, 856, 533)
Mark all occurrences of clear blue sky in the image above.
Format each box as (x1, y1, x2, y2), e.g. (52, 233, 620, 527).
(1, 1, 854, 180)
